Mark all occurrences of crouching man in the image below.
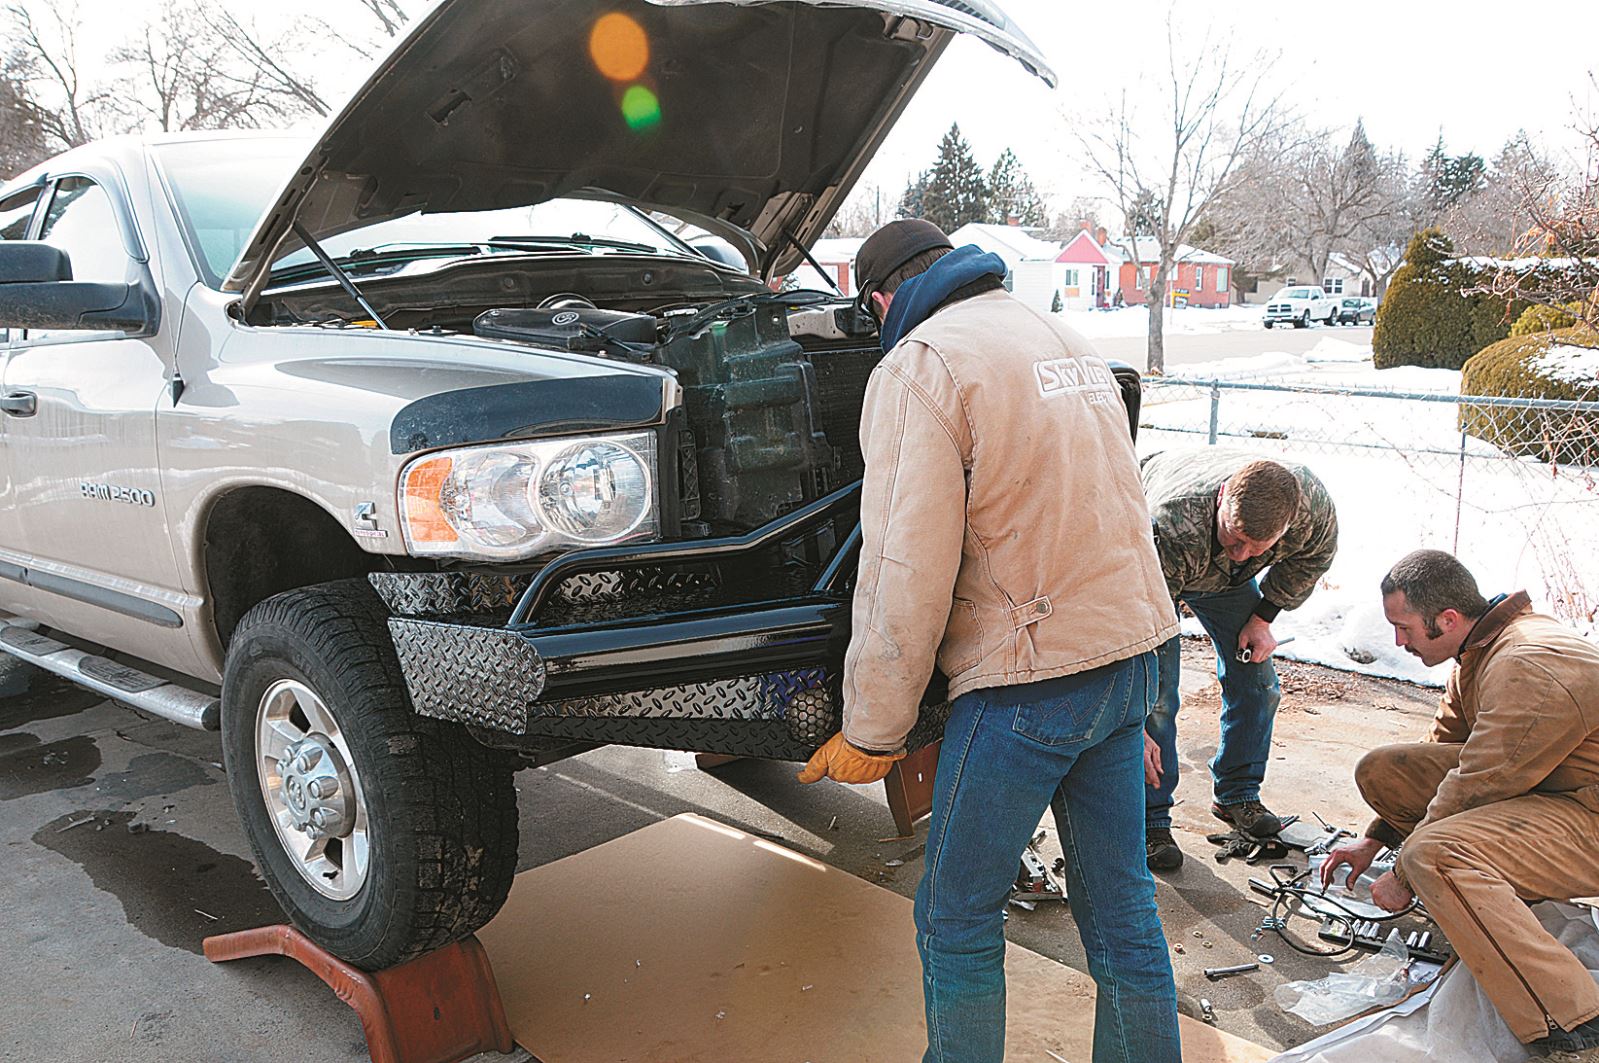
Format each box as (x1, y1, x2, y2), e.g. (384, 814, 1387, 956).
(1323, 549, 1599, 1056)
(1141, 450, 1338, 869)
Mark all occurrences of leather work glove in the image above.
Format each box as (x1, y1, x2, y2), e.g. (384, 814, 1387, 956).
(796, 732, 906, 785)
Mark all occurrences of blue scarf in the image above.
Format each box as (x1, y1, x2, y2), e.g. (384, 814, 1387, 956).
(877, 245, 1008, 351)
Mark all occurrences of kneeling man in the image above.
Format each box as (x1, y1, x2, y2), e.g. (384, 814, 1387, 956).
(1323, 549, 1599, 1056)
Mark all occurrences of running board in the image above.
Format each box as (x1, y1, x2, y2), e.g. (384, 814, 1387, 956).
(0, 623, 220, 731)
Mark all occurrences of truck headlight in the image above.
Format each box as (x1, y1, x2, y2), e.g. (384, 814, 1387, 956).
(399, 431, 657, 560)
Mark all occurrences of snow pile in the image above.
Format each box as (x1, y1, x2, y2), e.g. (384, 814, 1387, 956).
(1530, 344, 1599, 388)
(1144, 351, 1599, 687)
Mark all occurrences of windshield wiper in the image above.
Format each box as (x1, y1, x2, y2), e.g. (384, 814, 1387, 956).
(491, 233, 659, 253)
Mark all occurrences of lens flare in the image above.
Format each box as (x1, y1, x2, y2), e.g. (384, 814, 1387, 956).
(621, 85, 662, 131)
(589, 13, 649, 81)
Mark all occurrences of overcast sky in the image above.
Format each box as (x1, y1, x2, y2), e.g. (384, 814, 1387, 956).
(39, 0, 1599, 216)
(856, 0, 1599, 214)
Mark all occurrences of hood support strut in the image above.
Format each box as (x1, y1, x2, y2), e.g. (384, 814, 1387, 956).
(290, 221, 392, 330)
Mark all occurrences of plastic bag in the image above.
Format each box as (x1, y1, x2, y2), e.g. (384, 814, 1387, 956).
(1275, 930, 1412, 1025)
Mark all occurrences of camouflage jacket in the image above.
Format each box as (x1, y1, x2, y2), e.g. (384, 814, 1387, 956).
(1141, 448, 1338, 613)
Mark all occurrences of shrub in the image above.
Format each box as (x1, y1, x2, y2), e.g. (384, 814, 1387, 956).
(1373, 229, 1521, 370)
(1460, 326, 1599, 465)
(1509, 302, 1581, 337)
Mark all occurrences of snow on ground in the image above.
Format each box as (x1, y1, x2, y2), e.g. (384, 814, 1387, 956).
(1059, 304, 1266, 339)
(1143, 344, 1599, 687)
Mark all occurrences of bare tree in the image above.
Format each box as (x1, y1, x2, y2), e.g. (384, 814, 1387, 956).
(201, 7, 331, 118)
(1471, 86, 1599, 326)
(1074, 16, 1283, 373)
(823, 182, 886, 238)
(5, 0, 124, 148)
(112, 1, 304, 132)
(1, 49, 49, 175)
(352, 0, 408, 38)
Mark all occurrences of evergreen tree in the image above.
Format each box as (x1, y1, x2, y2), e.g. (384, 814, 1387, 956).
(1418, 135, 1487, 212)
(896, 170, 929, 220)
(986, 147, 1046, 226)
(920, 123, 988, 232)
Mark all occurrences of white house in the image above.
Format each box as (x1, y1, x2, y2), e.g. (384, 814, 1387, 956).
(948, 222, 1064, 312)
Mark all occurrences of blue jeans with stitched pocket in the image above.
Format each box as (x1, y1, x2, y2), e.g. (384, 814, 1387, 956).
(1144, 578, 1283, 830)
(914, 651, 1180, 1063)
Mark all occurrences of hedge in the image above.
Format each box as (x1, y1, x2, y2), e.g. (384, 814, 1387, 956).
(1373, 229, 1522, 370)
(1460, 326, 1599, 465)
(1509, 302, 1581, 337)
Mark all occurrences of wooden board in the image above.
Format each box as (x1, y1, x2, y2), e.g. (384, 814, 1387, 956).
(478, 813, 1273, 1063)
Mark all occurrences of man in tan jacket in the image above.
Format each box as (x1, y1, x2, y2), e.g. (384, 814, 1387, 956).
(1323, 549, 1599, 1055)
(798, 219, 1180, 1063)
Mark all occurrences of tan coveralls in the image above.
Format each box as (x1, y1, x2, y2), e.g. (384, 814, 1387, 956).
(1355, 592, 1599, 1043)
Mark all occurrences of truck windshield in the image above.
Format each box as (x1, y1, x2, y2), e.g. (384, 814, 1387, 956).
(155, 138, 699, 288)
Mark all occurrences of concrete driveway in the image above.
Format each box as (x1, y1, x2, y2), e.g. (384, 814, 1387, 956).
(1, 644, 1437, 1061)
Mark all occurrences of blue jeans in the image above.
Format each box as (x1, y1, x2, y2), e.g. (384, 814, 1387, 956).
(1145, 579, 1283, 830)
(914, 652, 1180, 1063)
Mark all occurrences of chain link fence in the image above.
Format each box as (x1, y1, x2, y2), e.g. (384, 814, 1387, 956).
(1139, 376, 1599, 631)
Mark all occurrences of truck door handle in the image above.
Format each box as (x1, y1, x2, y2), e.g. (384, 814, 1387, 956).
(0, 391, 37, 417)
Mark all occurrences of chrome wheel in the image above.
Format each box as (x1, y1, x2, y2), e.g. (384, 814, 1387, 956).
(255, 678, 370, 900)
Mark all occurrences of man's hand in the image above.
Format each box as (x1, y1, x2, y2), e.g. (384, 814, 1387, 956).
(1320, 835, 1385, 889)
(1237, 615, 1278, 663)
(1369, 870, 1414, 913)
(1143, 732, 1163, 787)
(797, 732, 906, 785)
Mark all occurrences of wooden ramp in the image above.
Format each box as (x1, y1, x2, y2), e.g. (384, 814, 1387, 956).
(478, 813, 1273, 1063)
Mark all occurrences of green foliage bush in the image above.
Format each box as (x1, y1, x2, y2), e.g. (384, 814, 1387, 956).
(1509, 302, 1581, 337)
(1460, 326, 1599, 465)
(1372, 229, 1521, 370)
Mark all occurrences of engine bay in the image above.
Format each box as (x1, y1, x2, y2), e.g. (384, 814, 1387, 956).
(254, 253, 886, 532)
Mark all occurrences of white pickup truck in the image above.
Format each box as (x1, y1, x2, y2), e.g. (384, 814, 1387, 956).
(1263, 285, 1339, 328)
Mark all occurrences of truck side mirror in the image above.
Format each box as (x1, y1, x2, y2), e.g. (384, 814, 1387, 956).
(1106, 359, 1142, 442)
(0, 241, 153, 334)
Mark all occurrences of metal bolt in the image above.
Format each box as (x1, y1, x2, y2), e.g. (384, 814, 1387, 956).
(310, 777, 338, 800)
(311, 808, 327, 828)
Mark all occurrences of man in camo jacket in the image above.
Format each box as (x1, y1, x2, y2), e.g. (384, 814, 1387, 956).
(1141, 448, 1338, 870)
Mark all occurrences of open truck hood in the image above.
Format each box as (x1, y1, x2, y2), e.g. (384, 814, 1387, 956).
(224, 0, 1052, 297)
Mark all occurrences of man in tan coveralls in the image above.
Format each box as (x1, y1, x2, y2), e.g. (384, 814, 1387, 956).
(1323, 549, 1599, 1055)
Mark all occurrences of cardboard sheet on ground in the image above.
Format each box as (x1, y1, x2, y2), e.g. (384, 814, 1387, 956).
(478, 813, 1272, 1062)
(1270, 903, 1599, 1063)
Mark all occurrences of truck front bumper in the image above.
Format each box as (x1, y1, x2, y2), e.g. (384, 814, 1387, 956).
(372, 483, 949, 761)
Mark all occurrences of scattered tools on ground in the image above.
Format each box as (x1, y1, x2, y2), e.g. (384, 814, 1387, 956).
(1246, 863, 1448, 962)
(1199, 998, 1218, 1025)
(1317, 917, 1452, 965)
(1204, 962, 1259, 981)
(1010, 831, 1068, 906)
(1207, 828, 1291, 864)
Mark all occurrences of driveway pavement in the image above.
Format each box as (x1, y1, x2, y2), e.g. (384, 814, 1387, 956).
(1, 642, 1436, 1061)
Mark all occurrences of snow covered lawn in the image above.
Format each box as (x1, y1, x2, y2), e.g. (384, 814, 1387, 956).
(1141, 343, 1599, 686)
(1059, 303, 1269, 338)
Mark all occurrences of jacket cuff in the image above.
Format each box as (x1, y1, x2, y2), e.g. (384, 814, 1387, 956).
(1252, 598, 1282, 623)
(1365, 817, 1404, 849)
(846, 737, 906, 758)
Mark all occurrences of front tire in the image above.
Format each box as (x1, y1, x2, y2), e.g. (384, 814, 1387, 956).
(221, 580, 519, 969)
(1296, 311, 1309, 329)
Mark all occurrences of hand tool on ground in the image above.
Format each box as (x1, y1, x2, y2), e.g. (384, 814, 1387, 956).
(1204, 962, 1259, 981)
(1248, 863, 1428, 959)
(1237, 635, 1296, 664)
(1011, 831, 1068, 904)
(1199, 999, 1218, 1025)
(1319, 917, 1450, 964)
(1207, 828, 1290, 864)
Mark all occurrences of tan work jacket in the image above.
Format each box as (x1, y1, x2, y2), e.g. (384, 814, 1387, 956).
(1418, 592, 1599, 832)
(840, 290, 1177, 751)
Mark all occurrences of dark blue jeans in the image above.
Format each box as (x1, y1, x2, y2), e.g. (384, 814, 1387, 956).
(914, 652, 1180, 1063)
(1144, 579, 1283, 830)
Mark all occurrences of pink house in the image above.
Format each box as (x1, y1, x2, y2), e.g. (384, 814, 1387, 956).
(1055, 228, 1115, 310)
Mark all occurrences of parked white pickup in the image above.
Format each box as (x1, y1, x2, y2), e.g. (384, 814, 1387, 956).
(1263, 286, 1339, 328)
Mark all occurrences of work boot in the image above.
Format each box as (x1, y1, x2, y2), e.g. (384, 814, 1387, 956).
(1211, 799, 1283, 839)
(1528, 1014, 1599, 1058)
(1146, 827, 1184, 871)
